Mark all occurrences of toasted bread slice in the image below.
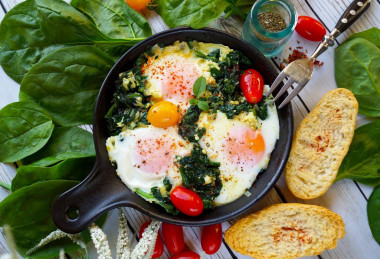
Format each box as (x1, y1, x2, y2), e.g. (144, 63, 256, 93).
(285, 88, 358, 199)
(225, 203, 345, 259)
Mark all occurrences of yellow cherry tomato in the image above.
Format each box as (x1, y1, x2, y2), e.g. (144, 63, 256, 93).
(126, 0, 151, 11)
(147, 101, 180, 128)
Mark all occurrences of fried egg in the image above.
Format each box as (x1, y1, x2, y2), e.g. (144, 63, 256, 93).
(141, 41, 232, 113)
(106, 126, 193, 193)
(198, 88, 279, 205)
(107, 41, 280, 211)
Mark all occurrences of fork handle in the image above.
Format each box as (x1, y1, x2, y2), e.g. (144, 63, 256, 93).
(334, 0, 371, 35)
(309, 0, 371, 61)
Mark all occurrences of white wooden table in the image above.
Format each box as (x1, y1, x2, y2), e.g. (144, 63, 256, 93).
(1, 0, 379, 258)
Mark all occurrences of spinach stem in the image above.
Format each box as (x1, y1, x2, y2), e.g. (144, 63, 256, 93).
(0, 181, 11, 191)
(136, 188, 155, 200)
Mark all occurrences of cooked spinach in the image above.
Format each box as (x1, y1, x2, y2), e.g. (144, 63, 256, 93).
(367, 186, 380, 245)
(155, 0, 230, 29)
(195, 49, 220, 63)
(0, 0, 147, 83)
(335, 121, 380, 186)
(19, 46, 114, 127)
(151, 186, 179, 215)
(178, 105, 206, 142)
(0, 180, 79, 257)
(178, 144, 222, 208)
(107, 53, 151, 135)
(206, 51, 253, 118)
(163, 176, 172, 192)
(22, 127, 96, 166)
(71, 0, 152, 40)
(335, 36, 380, 117)
(0, 102, 54, 163)
(12, 157, 95, 191)
(136, 184, 179, 215)
(256, 96, 269, 120)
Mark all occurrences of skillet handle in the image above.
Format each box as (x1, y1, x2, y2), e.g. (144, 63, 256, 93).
(52, 163, 127, 234)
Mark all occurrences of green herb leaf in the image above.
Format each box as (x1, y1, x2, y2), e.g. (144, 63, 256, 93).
(0, 180, 79, 257)
(335, 121, 380, 186)
(12, 157, 95, 191)
(189, 99, 199, 105)
(197, 101, 209, 111)
(334, 38, 380, 117)
(193, 77, 207, 98)
(19, 46, 114, 126)
(22, 127, 96, 166)
(367, 186, 380, 245)
(155, 0, 230, 29)
(0, 102, 54, 163)
(0, 0, 139, 82)
(71, 0, 152, 39)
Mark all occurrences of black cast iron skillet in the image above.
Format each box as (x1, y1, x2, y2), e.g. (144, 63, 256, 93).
(52, 28, 293, 234)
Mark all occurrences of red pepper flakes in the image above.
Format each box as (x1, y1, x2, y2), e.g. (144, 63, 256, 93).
(280, 49, 324, 70)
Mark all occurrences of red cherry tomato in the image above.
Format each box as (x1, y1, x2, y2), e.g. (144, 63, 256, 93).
(201, 223, 222, 254)
(240, 69, 264, 104)
(170, 251, 200, 259)
(162, 222, 185, 254)
(295, 16, 326, 42)
(170, 186, 204, 216)
(139, 222, 164, 258)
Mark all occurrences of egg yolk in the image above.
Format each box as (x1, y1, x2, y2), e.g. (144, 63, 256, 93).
(133, 134, 175, 175)
(147, 101, 180, 128)
(225, 126, 265, 167)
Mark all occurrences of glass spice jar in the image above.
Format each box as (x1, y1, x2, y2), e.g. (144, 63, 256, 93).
(242, 0, 297, 57)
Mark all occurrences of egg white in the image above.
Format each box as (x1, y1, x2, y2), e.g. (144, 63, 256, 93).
(198, 87, 279, 205)
(106, 126, 193, 194)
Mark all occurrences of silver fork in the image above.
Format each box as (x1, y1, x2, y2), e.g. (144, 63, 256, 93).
(268, 0, 372, 109)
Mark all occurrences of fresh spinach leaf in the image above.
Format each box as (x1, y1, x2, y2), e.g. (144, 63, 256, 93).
(0, 102, 54, 163)
(71, 0, 152, 39)
(19, 46, 114, 126)
(0, 180, 79, 257)
(343, 27, 380, 48)
(193, 77, 207, 98)
(156, 0, 230, 29)
(335, 38, 380, 117)
(335, 121, 380, 186)
(12, 157, 95, 191)
(224, 0, 257, 19)
(367, 186, 380, 245)
(0, 0, 138, 82)
(22, 127, 95, 166)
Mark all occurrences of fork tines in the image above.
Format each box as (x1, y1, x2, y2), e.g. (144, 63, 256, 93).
(267, 71, 308, 109)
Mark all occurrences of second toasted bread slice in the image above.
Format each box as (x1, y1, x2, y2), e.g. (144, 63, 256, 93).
(225, 203, 345, 259)
(285, 88, 358, 199)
